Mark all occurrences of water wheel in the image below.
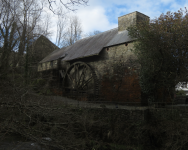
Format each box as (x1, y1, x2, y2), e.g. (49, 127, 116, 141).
(63, 61, 98, 100)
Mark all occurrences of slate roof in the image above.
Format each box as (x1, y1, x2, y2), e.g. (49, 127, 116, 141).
(39, 47, 67, 63)
(39, 28, 135, 63)
(29, 35, 58, 49)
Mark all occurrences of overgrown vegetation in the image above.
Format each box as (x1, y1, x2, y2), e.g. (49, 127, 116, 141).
(1, 89, 188, 150)
(176, 90, 186, 96)
(127, 8, 188, 104)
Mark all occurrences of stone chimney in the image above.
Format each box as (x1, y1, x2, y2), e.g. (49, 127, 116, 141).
(118, 11, 149, 31)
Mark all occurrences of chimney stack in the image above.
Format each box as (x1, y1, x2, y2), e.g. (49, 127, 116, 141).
(118, 11, 149, 32)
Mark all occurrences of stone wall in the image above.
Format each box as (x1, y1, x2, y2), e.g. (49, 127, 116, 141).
(31, 36, 58, 64)
(72, 106, 188, 123)
(118, 11, 149, 31)
(38, 60, 58, 71)
(104, 106, 188, 123)
(174, 96, 188, 104)
(72, 42, 143, 104)
(87, 42, 139, 78)
(80, 107, 148, 123)
(148, 107, 188, 121)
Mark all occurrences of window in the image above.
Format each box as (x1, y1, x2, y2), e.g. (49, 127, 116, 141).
(50, 61, 53, 68)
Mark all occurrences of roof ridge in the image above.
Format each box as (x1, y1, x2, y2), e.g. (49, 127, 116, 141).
(80, 27, 118, 41)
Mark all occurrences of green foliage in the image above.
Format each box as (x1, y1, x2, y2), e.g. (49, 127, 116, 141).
(32, 78, 46, 88)
(127, 8, 188, 103)
(31, 78, 51, 94)
(176, 90, 186, 96)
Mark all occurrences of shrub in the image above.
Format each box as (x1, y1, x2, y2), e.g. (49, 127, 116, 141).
(176, 90, 186, 96)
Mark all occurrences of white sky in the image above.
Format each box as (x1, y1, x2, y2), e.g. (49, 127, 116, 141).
(46, 0, 188, 44)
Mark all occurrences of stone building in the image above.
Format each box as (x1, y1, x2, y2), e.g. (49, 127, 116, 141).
(38, 11, 150, 105)
(28, 35, 59, 68)
(20, 35, 59, 78)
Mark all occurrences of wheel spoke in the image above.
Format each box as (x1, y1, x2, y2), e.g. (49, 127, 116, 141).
(73, 64, 76, 84)
(67, 73, 74, 85)
(75, 64, 79, 87)
(78, 65, 86, 87)
(64, 62, 98, 98)
(79, 76, 93, 89)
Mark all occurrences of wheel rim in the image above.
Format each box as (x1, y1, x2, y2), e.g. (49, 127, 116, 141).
(63, 62, 98, 99)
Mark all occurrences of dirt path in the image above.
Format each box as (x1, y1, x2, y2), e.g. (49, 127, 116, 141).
(28, 92, 149, 110)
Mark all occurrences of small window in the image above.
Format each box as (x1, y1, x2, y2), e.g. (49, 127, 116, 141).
(50, 61, 53, 68)
(43, 63, 46, 69)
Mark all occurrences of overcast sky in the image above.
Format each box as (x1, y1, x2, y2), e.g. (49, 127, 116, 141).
(47, 0, 188, 44)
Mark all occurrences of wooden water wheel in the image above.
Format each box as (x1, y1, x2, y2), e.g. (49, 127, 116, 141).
(63, 62, 98, 100)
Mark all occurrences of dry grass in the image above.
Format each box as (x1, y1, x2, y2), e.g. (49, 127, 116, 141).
(1, 74, 188, 150)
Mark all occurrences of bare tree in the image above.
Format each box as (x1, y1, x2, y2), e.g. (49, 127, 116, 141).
(56, 11, 67, 48)
(35, 12, 53, 38)
(14, 0, 43, 67)
(83, 30, 102, 38)
(56, 15, 82, 48)
(65, 15, 82, 46)
(0, 0, 20, 73)
(47, 0, 89, 13)
(0, 0, 87, 72)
